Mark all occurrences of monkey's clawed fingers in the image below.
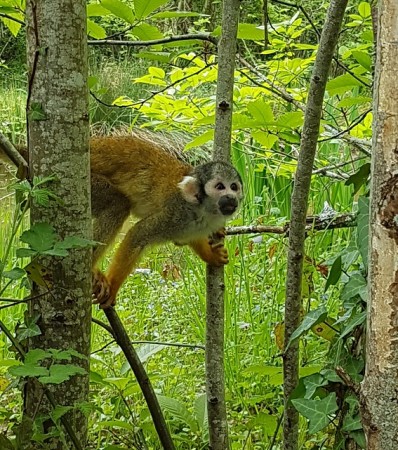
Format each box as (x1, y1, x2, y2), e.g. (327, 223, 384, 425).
(92, 269, 115, 309)
(209, 241, 229, 266)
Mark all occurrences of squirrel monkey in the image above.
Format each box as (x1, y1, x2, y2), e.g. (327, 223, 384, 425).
(90, 135, 243, 308)
(0, 134, 243, 308)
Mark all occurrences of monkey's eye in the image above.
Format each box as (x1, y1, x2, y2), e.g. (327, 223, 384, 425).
(230, 183, 238, 191)
(215, 182, 225, 190)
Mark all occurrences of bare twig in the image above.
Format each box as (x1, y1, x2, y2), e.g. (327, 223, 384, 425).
(88, 33, 218, 47)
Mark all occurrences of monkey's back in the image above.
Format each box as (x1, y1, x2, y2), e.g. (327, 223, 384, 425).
(90, 135, 192, 218)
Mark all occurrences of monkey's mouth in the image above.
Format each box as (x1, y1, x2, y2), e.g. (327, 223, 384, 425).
(220, 204, 237, 216)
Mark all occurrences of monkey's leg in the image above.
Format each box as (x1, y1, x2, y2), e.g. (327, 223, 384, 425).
(188, 230, 229, 266)
(93, 220, 156, 309)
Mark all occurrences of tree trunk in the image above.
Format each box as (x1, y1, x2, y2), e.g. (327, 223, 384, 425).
(206, 0, 240, 449)
(361, 1, 398, 448)
(22, 1, 91, 449)
(283, 1, 348, 449)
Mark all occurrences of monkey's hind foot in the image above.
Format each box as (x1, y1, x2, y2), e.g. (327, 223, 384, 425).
(92, 269, 115, 309)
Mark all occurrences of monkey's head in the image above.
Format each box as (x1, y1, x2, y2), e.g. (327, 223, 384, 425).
(178, 160, 243, 218)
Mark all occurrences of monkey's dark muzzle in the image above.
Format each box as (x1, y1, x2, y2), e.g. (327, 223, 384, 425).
(219, 196, 238, 216)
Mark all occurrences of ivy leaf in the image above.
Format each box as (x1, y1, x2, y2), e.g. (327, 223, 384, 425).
(28, 102, 47, 121)
(287, 306, 328, 348)
(292, 393, 338, 433)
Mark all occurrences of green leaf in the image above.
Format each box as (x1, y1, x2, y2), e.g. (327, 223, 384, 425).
(39, 364, 86, 384)
(0, 11, 23, 36)
(135, 0, 169, 19)
(3, 267, 25, 280)
(337, 96, 372, 108)
(251, 130, 278, 149)
(136, 342, 166, 363)
(100, 420, 134, 431)
(87, 19, 107, 39)
(20, 223, 57, 253)
(341, 273, 368, 302)
(303, 374, 328, 399)
(101, 0, 135, 23)
(350, 430, 366, 448)
(357, 196, 369, 271)
(50, 405, 72, 421)
(135, 52, 172, 63)
(247, 99, 274, 124)
(25, 349, 51, 364)
(342, 414, 363, 432)
(276, 111, 304, 128)
(185, 130, 214, 149)
(247, 412, 277, 436)
(16, 248, 37, 258)
(340, 311, 366, 339)
(130, 23, 164, 41)
(326, 74, 363, 96)
(157, 395, 198, 431)
(292, 393, 338, 434)
(358, 2, 371, 18)
(9, 363, 48, 378)
(152, 11, 203, 19)
(194, 394, 208, 434)
(237, 23, 265, 40)
(87, 4, 111, 17)
(325, 255, 342, 291)
(28, 102, 47, 121)
(287, 306, 328, 347)
(352, 50, 372, 71)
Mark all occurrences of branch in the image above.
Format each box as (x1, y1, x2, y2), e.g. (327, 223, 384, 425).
(103, 307, 175, 450)
(88, 33, 218, 47)
(0, 132, 29, 178)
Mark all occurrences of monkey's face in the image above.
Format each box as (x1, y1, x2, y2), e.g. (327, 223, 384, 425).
(204, 175, 243, 217)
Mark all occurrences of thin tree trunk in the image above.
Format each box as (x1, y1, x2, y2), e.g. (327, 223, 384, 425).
(282, 1, 348, 449)
(206, 0, 240, 448)
(22, 1, 91, 448)
(361, 1, 398, 448)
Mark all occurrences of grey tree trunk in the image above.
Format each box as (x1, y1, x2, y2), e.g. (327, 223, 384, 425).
(283, 1, 348, 449)
(206, 0, 240, 449)
(22, 1, 91, 449)
(361, 1, 398, 448)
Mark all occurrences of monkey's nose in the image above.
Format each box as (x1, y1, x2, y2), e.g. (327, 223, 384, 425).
(219, 196, 238, 215)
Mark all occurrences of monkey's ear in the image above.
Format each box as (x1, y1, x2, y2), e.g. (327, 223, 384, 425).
(178, 176, 200, 204)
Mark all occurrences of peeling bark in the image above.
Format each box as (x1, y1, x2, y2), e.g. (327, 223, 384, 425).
(361, 1, 398, 448)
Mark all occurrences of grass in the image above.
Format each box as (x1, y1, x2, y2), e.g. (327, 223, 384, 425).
(0, 59, 360, 448)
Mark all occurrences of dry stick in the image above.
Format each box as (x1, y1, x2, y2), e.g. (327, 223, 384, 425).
(206, 0, 240, 449)
(103, 307, 175, 450)
(282, 1, 349, 450)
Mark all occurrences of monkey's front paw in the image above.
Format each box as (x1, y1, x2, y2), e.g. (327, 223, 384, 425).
(209, 242, 229, 266)
(92, 270, 116, 309)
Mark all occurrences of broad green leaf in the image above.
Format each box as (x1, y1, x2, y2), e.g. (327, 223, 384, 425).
(16, 322, 42, 341)
(326, 74, 363, 96)
(212, 23, 264, 41)
(340, 311, 366, 339)
(350, 430, 366, 448)
(135, 52, 172, 63)
(342, 414, 363, 432)
(0, 10, 23, 36)
(3, 267, 25, 280)
(50, 405, 72, 421)
(325, 255, 342, 291)
(352, 50, 372, 71)
(9, 363, 48, 378)
(157, 395, 198, 431)
(251, 130, 278, 149)
(345, 163, 370, 194)
(87, 4, 111, 17)
(20, 223, 57, 252)
(303, 373, 328, 398)
(87, 19, 107, 39)
(101, 0, 135, 23)
(88, 76, 99, 89)
(357, 196, 369, 271)
(194, 394, 208, 433)
(337, 96, 371, 108)
(247, 412, 278, 436)
(276, 111, 304, 128)
(28, 102, 47, 121)
(136, 343, 166, 363)
(25, 349, 50, 364)
(341, 273, 368, 302)
(135, 0, 169, 19)
(358, 2, 371, 18)
(247, 99, 274, 124)
(185, 130, 214, 149)
(130, 23, 164, 41)
(103, 377, 130, 390)
(55, 236, 97, 251)
(100, 420, 134, 431)
(292, 393, 338, 434)
(39, 364, 86, 384)
(288, 306, 328, 346)
(152, 11, 203, 19)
